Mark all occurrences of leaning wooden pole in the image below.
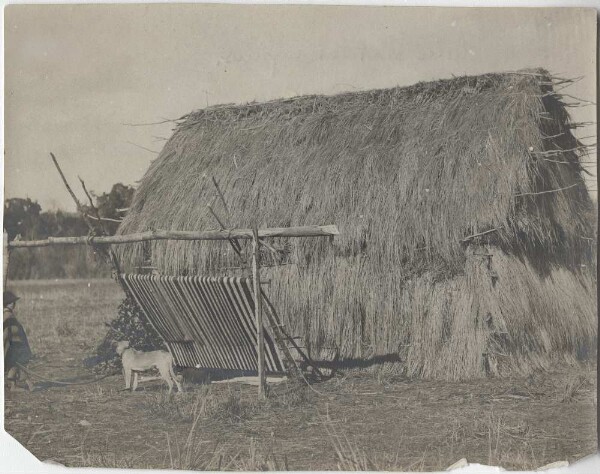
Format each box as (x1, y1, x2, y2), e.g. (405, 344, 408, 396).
(252, 225, 266, 399)
(48, 153, 132, 300)
(50, 153, 95, 233)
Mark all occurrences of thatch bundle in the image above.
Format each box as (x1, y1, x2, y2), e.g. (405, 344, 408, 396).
(117, 69, 596, 379)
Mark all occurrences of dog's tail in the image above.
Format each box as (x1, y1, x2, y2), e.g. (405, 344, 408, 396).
(167, 355, 178, 380)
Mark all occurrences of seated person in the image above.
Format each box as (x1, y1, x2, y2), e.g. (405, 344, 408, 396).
(4, 291, 34, 392)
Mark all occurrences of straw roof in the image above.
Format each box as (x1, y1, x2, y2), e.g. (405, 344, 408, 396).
(117, 69, 596, 379)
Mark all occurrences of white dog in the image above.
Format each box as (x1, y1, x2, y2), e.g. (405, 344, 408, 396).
(115, 341, 183, 393)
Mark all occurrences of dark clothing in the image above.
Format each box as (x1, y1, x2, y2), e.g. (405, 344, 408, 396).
(3, 309, 33, 372)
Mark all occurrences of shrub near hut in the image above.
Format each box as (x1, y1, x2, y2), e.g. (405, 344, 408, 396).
(116, 69, 596, 380)
(94, 297, 165, 373)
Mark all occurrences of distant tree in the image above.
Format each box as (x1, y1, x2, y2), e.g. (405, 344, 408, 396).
(38, 210, 89, 238)
(4, 182, 135, 279)
(4, 198, 42, 240)
(94, 183, 136, 235)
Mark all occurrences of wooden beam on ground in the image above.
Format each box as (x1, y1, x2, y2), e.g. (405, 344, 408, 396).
(252, 225, 267, 400)
(211, 376, 287, 386)
(8, 225, 340, 249)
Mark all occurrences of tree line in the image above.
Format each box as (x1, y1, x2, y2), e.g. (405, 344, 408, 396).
(4, 183, 135, 280)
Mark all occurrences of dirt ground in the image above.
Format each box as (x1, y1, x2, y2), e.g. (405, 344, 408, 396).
(3, 279, 598, 471)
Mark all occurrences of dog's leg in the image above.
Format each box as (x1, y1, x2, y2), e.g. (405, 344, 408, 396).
(132, 372, 139, 392)
(159, 365, 174, 394)
(170, 364, 184, 393)
(124, 365, 132, 390)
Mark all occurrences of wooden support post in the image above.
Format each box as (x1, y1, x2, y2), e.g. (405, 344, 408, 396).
(252, 225, 266, 399)
(3, 229, 9, 287)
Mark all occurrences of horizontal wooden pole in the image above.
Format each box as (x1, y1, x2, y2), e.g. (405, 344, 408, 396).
(8, 225, 340, 249)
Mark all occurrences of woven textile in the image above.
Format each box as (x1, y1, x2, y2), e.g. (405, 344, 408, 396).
(122, 274, 285, 372)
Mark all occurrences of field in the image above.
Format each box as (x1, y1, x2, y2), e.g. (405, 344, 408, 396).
(3, 279, 597, 470)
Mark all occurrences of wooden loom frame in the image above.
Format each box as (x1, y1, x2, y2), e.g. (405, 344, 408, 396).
(5, 224, 339, 398)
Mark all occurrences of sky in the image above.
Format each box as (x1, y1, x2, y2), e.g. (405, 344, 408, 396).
(3, 4, 597, 211)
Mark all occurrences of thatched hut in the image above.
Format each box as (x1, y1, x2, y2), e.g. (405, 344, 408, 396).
(117, 69, 596, 380)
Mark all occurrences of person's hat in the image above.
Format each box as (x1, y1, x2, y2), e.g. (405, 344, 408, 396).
(3, 291, 20, 307)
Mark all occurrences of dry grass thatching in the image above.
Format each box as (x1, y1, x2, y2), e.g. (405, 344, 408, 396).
(117, 69, 596, 379)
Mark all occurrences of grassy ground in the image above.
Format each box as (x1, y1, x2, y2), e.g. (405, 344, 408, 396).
(3, 279, 597, 470)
